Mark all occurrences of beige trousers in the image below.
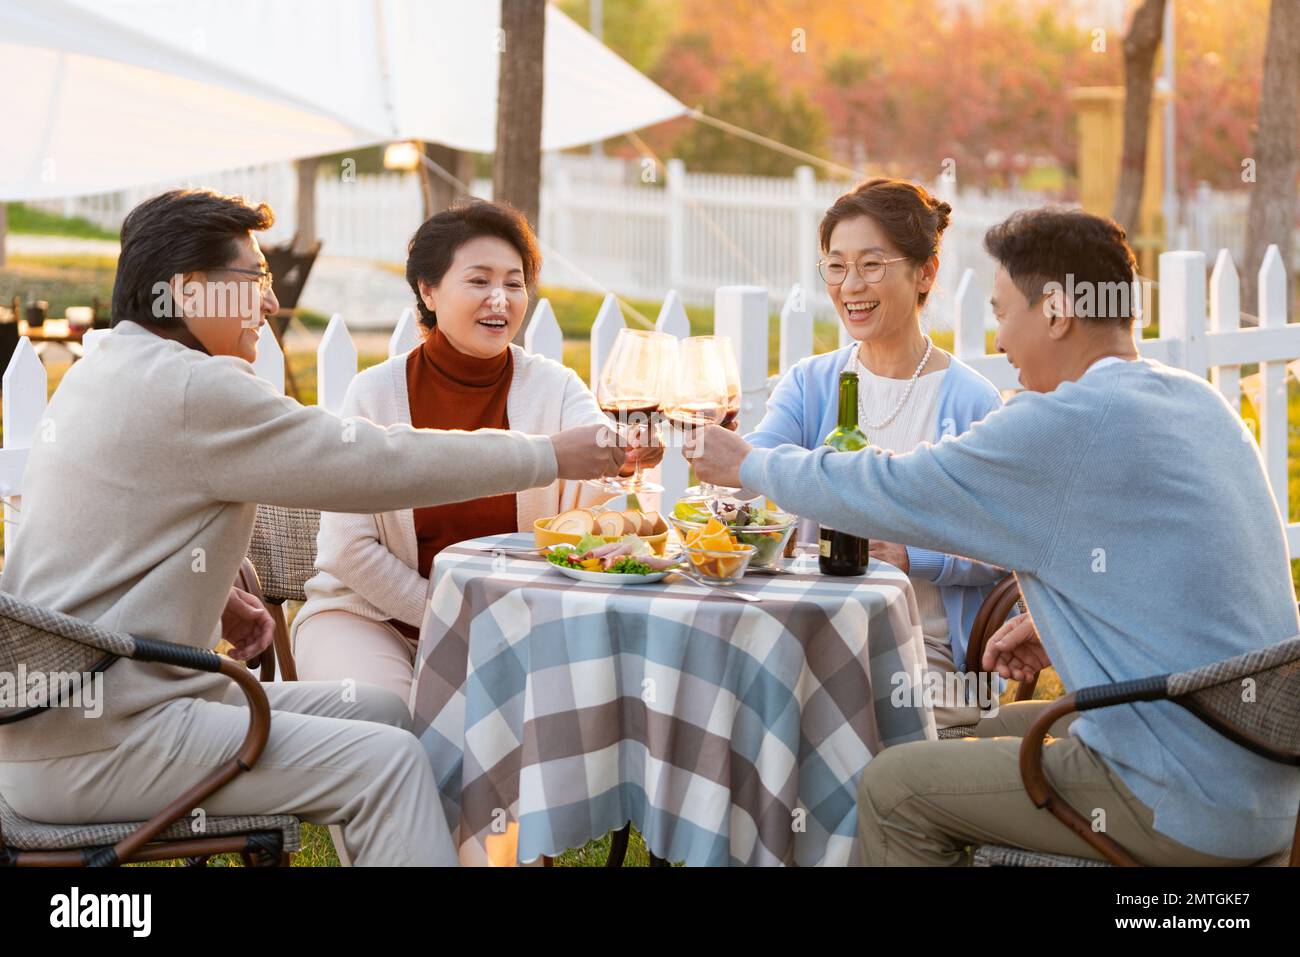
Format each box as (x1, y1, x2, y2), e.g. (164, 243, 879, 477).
(0, 679, 456, 866)
(857, 699, 1260, 866)
(922, 634, 983, 730)
(294, 610, 418, 705)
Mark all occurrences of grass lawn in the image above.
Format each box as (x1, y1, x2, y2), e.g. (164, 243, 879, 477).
(6, 203, 120, 241)
(131, 818, 664, 867)
(0, 253, 118, 319)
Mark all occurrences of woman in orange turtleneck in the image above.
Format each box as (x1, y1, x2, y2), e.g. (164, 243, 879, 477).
(291, 201, 655, 702)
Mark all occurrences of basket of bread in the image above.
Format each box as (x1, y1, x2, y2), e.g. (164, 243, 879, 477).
(534, 506, 671, 555)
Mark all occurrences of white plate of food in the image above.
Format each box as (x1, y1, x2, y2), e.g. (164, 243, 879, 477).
(544, 540, 680, 585)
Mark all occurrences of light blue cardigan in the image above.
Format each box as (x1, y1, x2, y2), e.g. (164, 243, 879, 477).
(747, 345, 1005, 668)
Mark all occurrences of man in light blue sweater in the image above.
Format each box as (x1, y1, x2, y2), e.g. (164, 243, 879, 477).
(686, 208, 1299, 864)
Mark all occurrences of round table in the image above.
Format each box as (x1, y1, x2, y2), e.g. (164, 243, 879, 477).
(409, 532, 935, 866)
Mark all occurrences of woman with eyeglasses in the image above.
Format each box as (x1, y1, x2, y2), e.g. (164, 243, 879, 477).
(747, 178, 1005, 728)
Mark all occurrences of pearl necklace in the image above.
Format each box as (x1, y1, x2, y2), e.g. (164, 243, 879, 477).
(853, 336, 934, 432)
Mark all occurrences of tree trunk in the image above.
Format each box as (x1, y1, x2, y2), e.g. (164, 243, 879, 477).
(293, 158, 318, 254)
(1242, 0, 1299, 317)
(1112, 0, 1166, 234)
(421, 142, 476, 218)
(493, 0, 545, 228)
(494, 0, 546, 343)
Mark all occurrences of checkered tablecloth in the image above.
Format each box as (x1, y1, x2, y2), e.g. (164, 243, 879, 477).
(409, 532, 935, 866)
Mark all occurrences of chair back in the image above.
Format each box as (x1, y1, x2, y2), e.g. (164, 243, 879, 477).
(964, 574, 1037, 703)
(0, 593, 132, 724)
(1167, 635, 1300, 765)
(262, 239, 322, 339)
(246, 505, 322, 604)
(0, 315, 20, 377)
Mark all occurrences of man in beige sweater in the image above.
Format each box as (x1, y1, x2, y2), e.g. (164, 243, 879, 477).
(0, 189, 630, 866)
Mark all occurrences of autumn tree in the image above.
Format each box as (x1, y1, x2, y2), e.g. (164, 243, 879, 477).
(494, 0, 546, 342)
(673, 63, 828, 177)
(556, 0, 681, 75)
(1112, 0, 1166, 234)
(1242, 0, 1299, 316)
(495, 0, 545, 230)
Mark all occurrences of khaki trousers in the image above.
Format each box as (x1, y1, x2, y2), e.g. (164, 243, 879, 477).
(0, 680, 456, 866)
(857, 700, 1259, 866)
(294, 610, 418, 704)
(922, 634, 983, 730)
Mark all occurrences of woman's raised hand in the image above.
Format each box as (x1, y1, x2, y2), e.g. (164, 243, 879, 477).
(618, 421, 665, 475)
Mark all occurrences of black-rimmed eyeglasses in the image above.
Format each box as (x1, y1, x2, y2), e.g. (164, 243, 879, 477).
(219, 266, 275, 294)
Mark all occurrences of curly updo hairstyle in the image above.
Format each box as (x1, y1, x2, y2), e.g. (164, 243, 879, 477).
(818, 178, 953, 307)
(405, 200, 542, 331)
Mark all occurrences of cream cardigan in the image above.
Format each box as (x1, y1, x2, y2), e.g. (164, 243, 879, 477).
(292, 343, 609, 641)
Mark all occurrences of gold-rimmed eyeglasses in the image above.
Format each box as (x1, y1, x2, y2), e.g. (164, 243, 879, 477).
(817, 255, 908, 286)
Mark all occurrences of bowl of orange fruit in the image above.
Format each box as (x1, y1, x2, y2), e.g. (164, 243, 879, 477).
(676, 518, 757, 585)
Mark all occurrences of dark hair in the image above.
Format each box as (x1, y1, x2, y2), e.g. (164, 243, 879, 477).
(111, 188, 273, 327)
(983, 208, 1138, 323)
(406, 200, 541, 330)
(818, 178, 953, 306)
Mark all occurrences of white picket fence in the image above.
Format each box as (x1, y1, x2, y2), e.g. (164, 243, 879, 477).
(1, 246, 1297, 559)
(23, 156, 1294, 328)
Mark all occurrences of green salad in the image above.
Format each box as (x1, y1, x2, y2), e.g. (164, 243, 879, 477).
(546, 541, 655, 576)
(672, 498, 794, 566)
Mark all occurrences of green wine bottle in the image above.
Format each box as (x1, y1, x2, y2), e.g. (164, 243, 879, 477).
(819, 371, 871, 576)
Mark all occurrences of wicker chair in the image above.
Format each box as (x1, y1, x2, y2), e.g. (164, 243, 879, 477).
(936, 574, 1036, 740)
(972, 635, 1300, 867)
(0, 592, 299, 866)
(242, 504, 321, 682)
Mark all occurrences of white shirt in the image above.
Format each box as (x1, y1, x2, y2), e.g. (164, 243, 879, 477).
(1081, 355, 1129, 378)
(845, 347, 950, 648)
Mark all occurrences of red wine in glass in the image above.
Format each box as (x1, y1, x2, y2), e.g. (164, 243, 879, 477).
(600, 398, 662, 432)
(663, 402, 727, 437)
(588, 328, 675, 495)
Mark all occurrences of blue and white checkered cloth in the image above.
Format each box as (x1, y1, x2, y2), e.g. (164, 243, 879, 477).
(410, 533, 935, 866)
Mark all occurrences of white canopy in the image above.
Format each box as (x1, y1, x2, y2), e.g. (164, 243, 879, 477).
(0, 0, 687, 200)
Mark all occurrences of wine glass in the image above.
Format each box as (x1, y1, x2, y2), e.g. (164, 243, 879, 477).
(588, 328, 675, 494)
(666, 336, 742, 499)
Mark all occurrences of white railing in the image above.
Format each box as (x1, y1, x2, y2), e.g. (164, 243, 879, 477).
(2, 246, 1295, 556)
(23, 164, 299, 248)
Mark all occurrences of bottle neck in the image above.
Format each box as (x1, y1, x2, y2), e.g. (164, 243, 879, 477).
(837, 374, 859, 429)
